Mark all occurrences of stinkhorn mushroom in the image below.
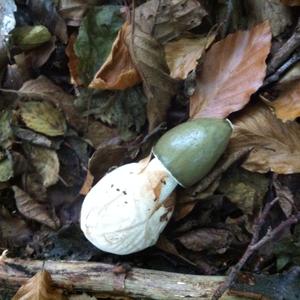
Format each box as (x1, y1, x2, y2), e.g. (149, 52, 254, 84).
(80, 118, 232, 255)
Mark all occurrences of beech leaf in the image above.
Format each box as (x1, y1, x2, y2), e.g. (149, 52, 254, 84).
(20, 101, 66, 137)
(20, 76, 84, 131)
(164, 33, 216, 80)
(271, 81, 300, 122)
(190, 22, 271, 119)
(23, 144, 59, 188)
(12, 270, 64, 300)
(13, 186, 60, 230)
(89, 22, 141, 90)
(229, 103, 300, 174)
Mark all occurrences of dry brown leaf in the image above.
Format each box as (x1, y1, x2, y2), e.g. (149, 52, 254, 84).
(245, 0, 292, 36)
(164, 33, 216, 80)
(271, 81, 300, 122)
(89, 22, 141, 90)
(134, 0, 207, 44)
(80, 170, 94, 195)
(12, 270, 65, 300)
(281, 0, 300, 5)
(126, 0, 206, 131)
(190, 22, 271, 119)
(65, 34, 83, 86)
(229, 103, 300, 174)
(13, 186, 60, 230)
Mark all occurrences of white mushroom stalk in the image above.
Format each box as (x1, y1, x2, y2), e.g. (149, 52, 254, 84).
(81, 118, 233, 255)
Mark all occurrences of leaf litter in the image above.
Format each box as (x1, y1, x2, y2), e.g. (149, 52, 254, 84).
(0, 0, 300, 299)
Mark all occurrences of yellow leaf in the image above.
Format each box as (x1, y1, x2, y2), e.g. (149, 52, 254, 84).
(20, 101, 66, 137)
(229, 103, 300, 174)
(190, 22, 271, 119)
(12, 270, 65, 300)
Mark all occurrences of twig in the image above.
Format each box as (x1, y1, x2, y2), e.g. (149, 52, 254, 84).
(267, 17, 300, 76)
(212, 199, 300, 300)
(263, 51, 300, 87)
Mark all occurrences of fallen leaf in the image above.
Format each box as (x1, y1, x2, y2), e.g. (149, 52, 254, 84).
(134, 0, 207, 44)
(12, 270, 65, 300)
(20, 101, 66, 137)
(164, 33, 216, 80)
(281, 0, 300, 5)
(190, 22, 271, 119)
(58, 0, 97, 26)
(84, 121, 120, 149)
(127, 28, 177, 131)
(78, 86, 147, 140)
(156, 236, 196, 266)
(245, 0, 292, 36)
(80, 170, 94, 195)
(11, 25, 51, 51)
(272, 81, 300, 122)
(0, 110, 14, 148)
(20, 76, 84, 131)
(89, 22, 141, 90)
(88, 144, 128, 182)
(126, 0, 206, 130)
(178, 228, 233, 253)
(23, 144, 59, 187)
(218, 167, 269, 215)
(0, 206, 32, 248)
(274, 178, 294, 217)
(13, 185, 60, 230)
(65, 34, 82, 86)
(229, 103, 300, 174)
(74, 5, 124, 85)
(0, 157, 13, 182)
(27, 0, 68, 43)
(22, 173, 47, 202)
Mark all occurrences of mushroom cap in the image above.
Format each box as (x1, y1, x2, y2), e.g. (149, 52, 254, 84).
(153, 118, 232, 187)
(80, 157, 176, 255)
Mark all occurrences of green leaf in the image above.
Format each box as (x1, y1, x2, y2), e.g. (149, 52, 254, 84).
(23, 144, 60, 187)
(0, 110, 13, 148)
(0, 157, 13, 182)
(20, 101, 66, 136)
(74, 5, 123, 85)
(11, 25, 51, 51)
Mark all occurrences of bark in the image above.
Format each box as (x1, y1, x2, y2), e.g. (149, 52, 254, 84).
(0, 258, 227, 299)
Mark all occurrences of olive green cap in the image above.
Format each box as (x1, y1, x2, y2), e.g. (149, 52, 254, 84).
(153, 118, 232, 187)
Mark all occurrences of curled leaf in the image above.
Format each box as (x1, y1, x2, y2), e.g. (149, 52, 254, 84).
(230, 103, 300, 174)
(20, 101, 66, 137)
(89, 22, 141, 90)
(12, 270, 64, 300)
(190, 22, 271, 119)
(13, 186, 60, 230)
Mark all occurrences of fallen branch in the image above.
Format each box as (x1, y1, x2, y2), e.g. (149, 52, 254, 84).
(0, 258, 226, 299)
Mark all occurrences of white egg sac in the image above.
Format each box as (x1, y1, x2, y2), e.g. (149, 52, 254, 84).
(80, 156, 177, 255)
